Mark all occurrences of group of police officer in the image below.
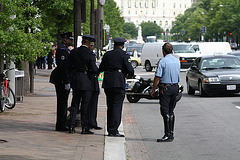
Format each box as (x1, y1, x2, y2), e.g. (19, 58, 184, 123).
(50, 32, 180, 141)
(50, 32, 134, 137)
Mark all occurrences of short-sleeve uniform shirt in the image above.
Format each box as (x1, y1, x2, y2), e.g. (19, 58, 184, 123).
(155, 54, 180, 84)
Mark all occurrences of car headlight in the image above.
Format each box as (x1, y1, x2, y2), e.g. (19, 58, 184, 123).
(203, 77, 220, 83)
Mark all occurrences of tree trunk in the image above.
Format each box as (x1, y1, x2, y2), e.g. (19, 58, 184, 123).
(22, 61, 30, 95)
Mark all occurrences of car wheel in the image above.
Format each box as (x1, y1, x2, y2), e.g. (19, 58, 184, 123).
(145, 61, 152, 72)
(126, 95, 141, 103)
(187, 80, 195, 95)
(131, 60, 138, 68)
(198, 81, 207, 97)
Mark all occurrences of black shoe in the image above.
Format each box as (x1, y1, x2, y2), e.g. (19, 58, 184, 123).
(108, 133, 125, 137)
(56, 126, 69, 131)
(81, 129, 94, 134)
(69, 127, 76, 133)
(157, 135, 173, 142)
(91, 126, 103, 130)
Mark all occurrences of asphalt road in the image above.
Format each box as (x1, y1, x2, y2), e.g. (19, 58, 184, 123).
(128, 66, 240, 160)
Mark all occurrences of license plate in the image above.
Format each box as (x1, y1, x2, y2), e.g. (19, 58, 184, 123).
(227, 85, 236, 90)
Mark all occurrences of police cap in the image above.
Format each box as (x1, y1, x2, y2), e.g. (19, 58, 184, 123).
(82, 35, 96, 42)
(113, 38, 126, 43)
(61, 32, 74, 40)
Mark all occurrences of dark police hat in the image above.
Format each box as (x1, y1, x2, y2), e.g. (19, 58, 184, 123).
(113, 38, 126, 43)
(61, 32, 74, 40)
(82, 35, 96, 42)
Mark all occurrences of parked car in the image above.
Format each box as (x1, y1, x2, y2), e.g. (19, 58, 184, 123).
(230, 43, 238, 50)
(130, 56, 141, 68)
(186, 55, 240, 96)
(227, 51, 240, 59)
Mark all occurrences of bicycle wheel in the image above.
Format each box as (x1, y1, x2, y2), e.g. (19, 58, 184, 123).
(4, 86, 16, 109)
(0, 87, 5, 112)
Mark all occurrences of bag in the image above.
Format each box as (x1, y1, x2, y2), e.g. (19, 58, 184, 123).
(49, 68, 58, 84)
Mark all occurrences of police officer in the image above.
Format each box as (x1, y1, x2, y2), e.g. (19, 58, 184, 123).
(150, 42, 180, 142)
(68, 35, 98, 134)
(88, 44, 103, 130)
(99, 38, 134, 137)
(50, 32, 74, 131)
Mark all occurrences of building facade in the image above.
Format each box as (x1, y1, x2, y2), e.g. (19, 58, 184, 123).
(114, 0, 194, 31)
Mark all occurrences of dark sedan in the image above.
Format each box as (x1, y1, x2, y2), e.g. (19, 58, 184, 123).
(186, 55, 240, 96)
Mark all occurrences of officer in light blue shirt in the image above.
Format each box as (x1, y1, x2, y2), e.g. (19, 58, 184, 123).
(150, 42, 180, 142)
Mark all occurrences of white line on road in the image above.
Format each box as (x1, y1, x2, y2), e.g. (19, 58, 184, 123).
(235, 106, 240, 110)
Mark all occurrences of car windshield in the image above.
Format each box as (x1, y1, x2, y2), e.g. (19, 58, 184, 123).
(173, 45, 196, 53)
(201, 57, 240, 70)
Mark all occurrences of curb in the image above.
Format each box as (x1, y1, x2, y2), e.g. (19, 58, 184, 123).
(104, 121, 126, 160)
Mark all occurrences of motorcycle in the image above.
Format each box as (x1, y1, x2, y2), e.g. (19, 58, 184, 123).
(125, 75, 184, 103)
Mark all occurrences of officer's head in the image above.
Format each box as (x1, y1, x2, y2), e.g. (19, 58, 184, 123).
(61, 32, 74, 46)
(162, 42, 173, 56)
(113, 38, 126, 50)
(82, 35, 96, 51)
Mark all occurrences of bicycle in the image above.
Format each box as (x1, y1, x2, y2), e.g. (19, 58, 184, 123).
(0, 68, 16, 112)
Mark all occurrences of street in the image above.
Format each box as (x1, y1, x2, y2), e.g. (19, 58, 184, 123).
(125, 66, 240, 160)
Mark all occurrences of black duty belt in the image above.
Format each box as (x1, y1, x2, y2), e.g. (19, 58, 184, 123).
(107, 69, 122, 72)
(160, 83, 178, 86)
(74, 70, 87, 74)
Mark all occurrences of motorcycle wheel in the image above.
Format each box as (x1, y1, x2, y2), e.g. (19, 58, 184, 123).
(126, 95, 141, 103)
(176, 92, 182, 102)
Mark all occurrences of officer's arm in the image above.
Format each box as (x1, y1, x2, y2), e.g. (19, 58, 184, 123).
(99, 54, 106, 72)
(56, 49, 69, 84)
(123, 54, 134, 77)
(150, 76, 160, 97)
(89, 54, 99, 74)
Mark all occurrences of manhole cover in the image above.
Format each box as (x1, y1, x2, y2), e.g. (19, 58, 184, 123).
(0, 139, 8, 143)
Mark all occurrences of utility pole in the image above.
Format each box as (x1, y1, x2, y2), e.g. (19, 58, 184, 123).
(74, 0, 82, 49)
(90, 0, 95, 36)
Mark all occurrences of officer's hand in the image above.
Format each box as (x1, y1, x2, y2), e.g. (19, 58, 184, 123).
(150, 90, 155, 97)
(65, 83, 71, 90)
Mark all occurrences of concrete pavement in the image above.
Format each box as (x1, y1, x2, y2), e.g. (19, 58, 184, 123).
(0, 69, 150, 160)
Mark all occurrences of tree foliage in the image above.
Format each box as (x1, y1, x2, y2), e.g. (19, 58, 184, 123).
(140, 22, 163, 39)
(104, 0, 124, 38)
(171, 0, 240, 42)
(122, 22, 138, 39)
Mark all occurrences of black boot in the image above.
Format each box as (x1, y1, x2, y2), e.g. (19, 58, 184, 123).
(157, 114, 172, 142)
(69, 127, 76, 133)
(169, 114, 175, 141)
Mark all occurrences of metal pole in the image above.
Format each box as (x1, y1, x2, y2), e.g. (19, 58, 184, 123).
(74, 0, 82, 49)
(90, 0, 95, 36)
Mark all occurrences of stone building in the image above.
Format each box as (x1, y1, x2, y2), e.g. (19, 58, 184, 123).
(114, 0, 195, 31)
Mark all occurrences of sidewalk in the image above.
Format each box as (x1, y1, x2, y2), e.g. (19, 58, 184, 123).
(0, 69, 150, 160)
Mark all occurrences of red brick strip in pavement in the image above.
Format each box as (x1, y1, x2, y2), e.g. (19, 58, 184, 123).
(0, 69, 106, 160)
(122, 102, 151, 160)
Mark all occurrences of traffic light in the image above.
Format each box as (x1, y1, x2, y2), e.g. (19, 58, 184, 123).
(230, 33, 233, 36)
(199, 27, 203, 34)
(202, 26, 207, 34)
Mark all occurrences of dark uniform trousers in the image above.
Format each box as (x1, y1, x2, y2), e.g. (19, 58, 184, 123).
(104, 88, 125, 134)
(88, 90, 100, 127)
(55, 83, 70, 129)
(159, 85, 179, 116)
(70, 90, 92, 129)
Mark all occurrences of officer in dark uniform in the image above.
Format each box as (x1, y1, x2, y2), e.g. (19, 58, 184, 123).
(88, 45, 103, 130)
(50, 32, 74, 131)
(99, 38, 134, 137)
(150, 42, 180, 142)
(68, 35, 98, 134)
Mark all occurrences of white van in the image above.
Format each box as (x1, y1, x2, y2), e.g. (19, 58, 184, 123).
(171, 42, 201, 69)
(141, 42, 201, 71)
(190, 42, 232, 55)
(141, 42, 165, 71)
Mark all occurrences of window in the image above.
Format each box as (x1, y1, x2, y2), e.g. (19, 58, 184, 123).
(174, 3, 176, 8)
(128, 11, 131, 14)
(160, 21, 162, 26)
(173, 12, 175, 16)
(128, 1, 131, 8)
(163, 3, 165, 7)
(165, 21, 168, 26)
